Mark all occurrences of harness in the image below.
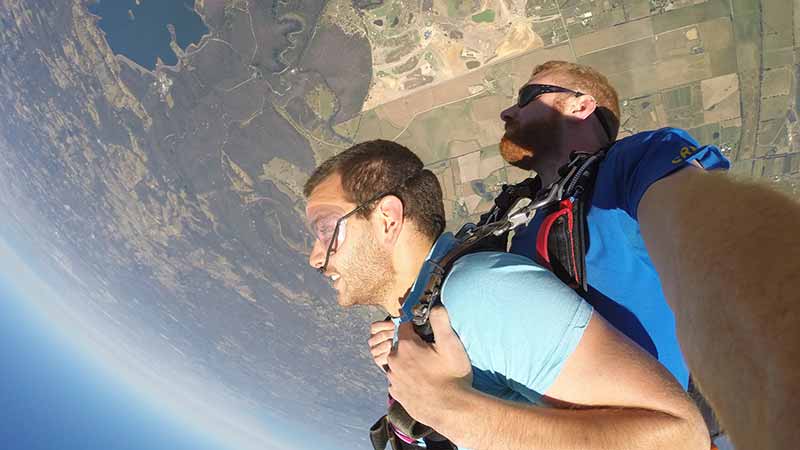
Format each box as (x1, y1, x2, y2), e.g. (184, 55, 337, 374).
(370, 150, 607, 450)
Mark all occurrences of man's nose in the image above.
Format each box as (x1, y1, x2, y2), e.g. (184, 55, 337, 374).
(308, 239, 326, 270)
(500, 104, 518, 123)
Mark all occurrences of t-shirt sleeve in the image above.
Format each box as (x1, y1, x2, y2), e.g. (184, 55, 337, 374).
(441, 252, 593, 402)
(603, 127, 730, 219)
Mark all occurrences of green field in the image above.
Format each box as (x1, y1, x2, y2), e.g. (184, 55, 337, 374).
(687, 122, 721, 147)
(708, 47, 739, 77)
(663, 85, 693, 110)
(651, 0, 729, 34)
(305, 85, 338, 121)
(448, 0, 472, 18)
(471, 9, 496, 23)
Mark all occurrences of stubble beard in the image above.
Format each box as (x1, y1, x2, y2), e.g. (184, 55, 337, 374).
(334, 230, 397, 310)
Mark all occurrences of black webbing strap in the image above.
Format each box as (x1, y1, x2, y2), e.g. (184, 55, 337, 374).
(370, 416, 457, 450)
(371, 415, 417, 450)
(386, 400, 433, 440)
(370, 416, 392, 450)
(561, 150, 604, 294)
(424, 433, 458, 450)
(538, 200, 581, 291)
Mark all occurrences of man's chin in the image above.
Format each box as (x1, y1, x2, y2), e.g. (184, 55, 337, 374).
(336, 295, 355, 308)
(332, 282, 352, 307)
(335, 288, 366, 308)
(499, 136, 535, 170)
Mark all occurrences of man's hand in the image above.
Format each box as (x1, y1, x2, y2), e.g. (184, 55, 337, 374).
(386, 307, 473, 428)
(368, 319, 395, 371)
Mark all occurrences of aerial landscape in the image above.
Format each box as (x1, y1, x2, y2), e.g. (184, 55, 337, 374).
(0, 0, 797, 448)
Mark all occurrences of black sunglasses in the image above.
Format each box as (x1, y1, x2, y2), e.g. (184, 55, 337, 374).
(516, 83, 614, 141)
(317, 171, 423, 275)
(517, 83, 584, 108)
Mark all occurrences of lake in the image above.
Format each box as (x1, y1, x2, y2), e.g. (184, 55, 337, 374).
(89, 0, 209, 70)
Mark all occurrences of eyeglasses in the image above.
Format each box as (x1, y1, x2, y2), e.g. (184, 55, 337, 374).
(311, 171, 422, 275)
(516, 83, 614, 141)
(517, 83, 583, 109)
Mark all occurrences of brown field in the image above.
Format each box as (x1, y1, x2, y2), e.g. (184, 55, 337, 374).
(572, 17, 653, 56)
(470, 94, 507, 123)
(607, 67, 664, 99)
(473, 119, 504, 148)
(479, 152, 505, 179)
(761, 66, 792, 98)
(698, 17, 734, 52)
(450, 139, 482, 159)
(655, 53, 713, 90)
(508, 45, 575, 86)
(759, 95, 790, 122)
(654, 27, 696, 60)
(375, 67, 488, 127)
(429, 160, 457, 200)
(429, 69, 488, 106)
(578, 38, 657, 76)
(701, 73, 741, 124)
(457, 150, 481, 182)
(376, 91, 438, 128)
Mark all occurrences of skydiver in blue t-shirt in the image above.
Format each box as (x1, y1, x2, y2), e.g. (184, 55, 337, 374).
(477, 60, 796, 450)
(496, 61, 725, 389)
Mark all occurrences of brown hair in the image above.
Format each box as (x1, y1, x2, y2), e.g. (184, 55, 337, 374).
(304, 140, 445, 241)
(531, 61, 621, 140)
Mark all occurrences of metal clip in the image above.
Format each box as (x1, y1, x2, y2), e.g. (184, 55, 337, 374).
(411, 301, 431, 326)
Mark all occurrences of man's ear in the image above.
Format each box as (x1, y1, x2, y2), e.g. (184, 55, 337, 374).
(375, 195, 404, 244)
(566, 94, 597, 121)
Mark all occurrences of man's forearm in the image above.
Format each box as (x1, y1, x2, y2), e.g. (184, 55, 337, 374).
(639, 170, 800, 450)
(431, 387, 706, 450)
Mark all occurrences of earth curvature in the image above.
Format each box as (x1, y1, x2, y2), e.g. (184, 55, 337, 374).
(1, 0, 799, 449)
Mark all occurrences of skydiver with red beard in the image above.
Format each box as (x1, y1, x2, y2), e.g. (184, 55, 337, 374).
(493, 60, 800, 450)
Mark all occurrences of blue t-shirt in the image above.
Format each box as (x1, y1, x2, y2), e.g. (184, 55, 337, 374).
(510, 127, 730, 388)
(399, 233, 593, 406)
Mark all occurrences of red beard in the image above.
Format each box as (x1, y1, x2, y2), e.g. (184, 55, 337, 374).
(499, 136, 535, 169)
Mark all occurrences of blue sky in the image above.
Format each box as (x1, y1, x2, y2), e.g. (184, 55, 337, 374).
(0, 237, 357, 450)
(0, 238, 276, 450)
(0, 276, 233, 450)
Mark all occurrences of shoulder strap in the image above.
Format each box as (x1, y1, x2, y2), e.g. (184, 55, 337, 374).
(534, 149, 608, 295)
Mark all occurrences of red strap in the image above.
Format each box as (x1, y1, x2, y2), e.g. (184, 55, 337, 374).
(536, 206, 565, 266)
(535, 199, 579, 284)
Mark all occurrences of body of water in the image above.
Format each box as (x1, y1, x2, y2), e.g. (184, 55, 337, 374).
(90, 0, 208, 70)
